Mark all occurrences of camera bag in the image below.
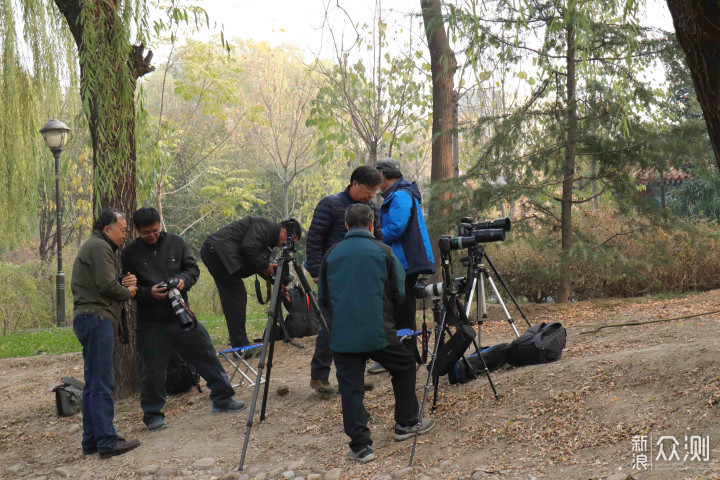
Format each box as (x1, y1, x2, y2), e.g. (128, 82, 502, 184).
(448, 343, 510, 384)
(431, 324, 476, 376)
(268, 286, 321, 341)
(166, 351, 202, 395)
(53, 377, 84, 416)
(505, 322, 567, 367)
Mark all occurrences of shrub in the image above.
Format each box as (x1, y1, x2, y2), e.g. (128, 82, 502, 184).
(0, 260, 56, 335)
(489, 208, 720, 302)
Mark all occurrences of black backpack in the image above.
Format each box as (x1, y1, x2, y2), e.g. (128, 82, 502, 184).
(166, 351, 202, 395)
(430, 324, 476, 376)
(448, 343, 510, 384)
(268, 286, 321, 341)
(505, 322, 567, 367)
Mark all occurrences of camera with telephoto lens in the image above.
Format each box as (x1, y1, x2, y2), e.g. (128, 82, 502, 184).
(439, 217, 512, 253)
(159, 277, 195, 330)
(415, 276, 467, 299)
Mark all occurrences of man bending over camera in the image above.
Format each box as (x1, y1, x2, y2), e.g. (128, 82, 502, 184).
(201, 216, 302, 348)
(121, 207, 246, 432)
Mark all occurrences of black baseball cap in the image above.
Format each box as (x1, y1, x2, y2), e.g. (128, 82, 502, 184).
(376, 157, 402, 175)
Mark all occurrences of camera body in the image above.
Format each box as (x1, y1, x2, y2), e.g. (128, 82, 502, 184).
(159, 277, 194, 330)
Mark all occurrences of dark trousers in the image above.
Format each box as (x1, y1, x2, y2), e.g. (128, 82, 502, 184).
(334, 344, 419, 451)
(201, 242, 250, 347)
(137, 321, 235, 425)
(396, 273, 420, 330)
(73, 314, 118, 451)
(310, 303, 334, 380)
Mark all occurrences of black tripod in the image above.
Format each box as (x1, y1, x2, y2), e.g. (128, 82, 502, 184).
(238, 239, 328, 471)
(462, 245, 531, 339)
(408, 240, 498, 467)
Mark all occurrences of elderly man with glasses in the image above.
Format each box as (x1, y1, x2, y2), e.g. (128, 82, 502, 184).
(304, 165, 383, 396)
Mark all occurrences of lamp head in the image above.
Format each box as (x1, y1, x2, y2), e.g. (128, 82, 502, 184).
(39, 117, 71, 152)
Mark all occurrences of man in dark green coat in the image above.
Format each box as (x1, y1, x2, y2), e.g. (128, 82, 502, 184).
(71, 208, 140, 459)
(318, 204, 435, 463)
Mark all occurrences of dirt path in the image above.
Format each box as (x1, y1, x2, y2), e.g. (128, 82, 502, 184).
(2, 291, 720, 480)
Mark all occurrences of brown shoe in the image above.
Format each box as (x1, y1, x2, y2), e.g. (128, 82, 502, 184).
(98, 437, 140, 459)
(310, 378, 336, 396)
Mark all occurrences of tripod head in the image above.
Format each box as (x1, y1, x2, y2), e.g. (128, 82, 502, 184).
(279, 234, 297, 257)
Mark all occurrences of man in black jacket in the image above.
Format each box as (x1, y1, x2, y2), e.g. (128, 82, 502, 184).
(304, 165, 383, 395)
(201, 216, 302, 348)
(122, 208, 246, 432)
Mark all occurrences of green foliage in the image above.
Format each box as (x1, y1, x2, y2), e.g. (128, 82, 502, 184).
(0, 260, 56, 335)
(668, 166, 720, 222)
(307, 15, 431, 166)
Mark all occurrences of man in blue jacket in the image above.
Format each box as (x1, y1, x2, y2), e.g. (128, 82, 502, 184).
(304, 165, 383, 395)
(368, 158, 435, 374)
(318, 204, 435, 463)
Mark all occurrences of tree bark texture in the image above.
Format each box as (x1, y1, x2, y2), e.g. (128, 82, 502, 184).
(421, 0, 457, 276)
(55, 0, 154, 398)
(666, 0, 720, 169)
(557, 15, 578, 304)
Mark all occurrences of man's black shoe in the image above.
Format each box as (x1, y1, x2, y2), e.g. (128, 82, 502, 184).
(98, 438, 140, 459)
(82, 445, 98, 455)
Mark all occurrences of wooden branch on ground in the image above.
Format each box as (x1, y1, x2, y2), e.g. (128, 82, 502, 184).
(579, 309, 720, 334)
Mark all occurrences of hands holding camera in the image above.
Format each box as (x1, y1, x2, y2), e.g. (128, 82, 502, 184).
(121, 272, 138, 298)
(150, 277, 185, 300)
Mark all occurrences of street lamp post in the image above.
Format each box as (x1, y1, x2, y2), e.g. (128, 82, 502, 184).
(40, 118, 71, 328)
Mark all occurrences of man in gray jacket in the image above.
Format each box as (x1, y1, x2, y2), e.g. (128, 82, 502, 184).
(71, 208, 140, 459)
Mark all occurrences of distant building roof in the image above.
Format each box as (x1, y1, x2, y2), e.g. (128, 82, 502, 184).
(636, 165, 692, 186)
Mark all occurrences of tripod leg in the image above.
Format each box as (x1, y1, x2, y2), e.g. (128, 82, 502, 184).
(260, 319, 278, 422)
(470, 338, 499, 400)
(485, 273, 520, 338)
(431, 322, 446, 412)
(409, 305, 447, 467)
(464, 276, 477, 320)
(238, 258, 286, 471)
(483, 252, 532, 328)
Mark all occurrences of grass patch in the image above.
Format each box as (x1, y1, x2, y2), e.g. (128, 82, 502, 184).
(0, 313, 268, 360)
(198, 314, 267, 347)
(0, 327, 81, 359)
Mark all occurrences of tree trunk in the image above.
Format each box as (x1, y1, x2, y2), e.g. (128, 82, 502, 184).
(452, 90, 460, 178)
(421, 0, 457, 276)
(55, 0, 154, 398)
(557, 14, 577, 304)
(283, 181, 290, 218)
(666, 0, 720, 169)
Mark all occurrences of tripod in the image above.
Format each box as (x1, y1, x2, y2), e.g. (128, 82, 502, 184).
(462, 245, 531, 339)
(238, 239, 328, 471)
(408, 242, 498, 467)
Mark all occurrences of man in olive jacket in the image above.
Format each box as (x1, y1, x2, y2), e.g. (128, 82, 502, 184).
(71, 208, 140, 459)
(318, 204, 435, 463)
(201, 216, 301, 348)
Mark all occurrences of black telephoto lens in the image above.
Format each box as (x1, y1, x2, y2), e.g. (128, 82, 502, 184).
(472, 228, 506, 243)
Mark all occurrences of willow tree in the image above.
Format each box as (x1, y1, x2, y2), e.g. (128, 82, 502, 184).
(0, 0, 75, 251)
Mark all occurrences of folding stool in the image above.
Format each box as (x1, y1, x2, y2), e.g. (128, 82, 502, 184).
(217, 344, 265, 388)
